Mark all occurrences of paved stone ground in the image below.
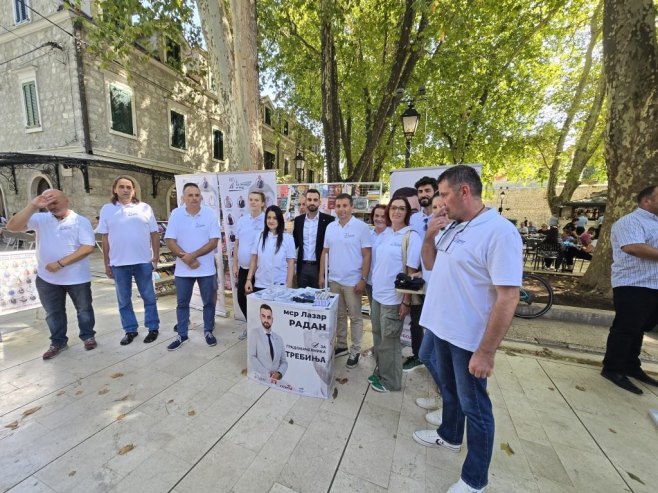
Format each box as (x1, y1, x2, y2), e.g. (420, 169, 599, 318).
(1, 251, 658, 493)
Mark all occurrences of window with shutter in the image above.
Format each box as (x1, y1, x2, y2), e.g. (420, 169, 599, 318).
(170, 110, 186, 149)
(213, 129, 224, 160)
(14, 0, 29, 24)
(22, 81, 40, 128)
(109, 84, 134, 135)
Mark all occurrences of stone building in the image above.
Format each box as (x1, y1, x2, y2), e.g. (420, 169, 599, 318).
(260, 96, 323, 184)
(0, 1, 320, 221)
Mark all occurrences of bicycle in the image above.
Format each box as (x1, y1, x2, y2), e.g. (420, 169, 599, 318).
(514, 272, 554, 319)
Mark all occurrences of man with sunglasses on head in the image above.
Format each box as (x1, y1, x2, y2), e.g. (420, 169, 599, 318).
(412, 165, 522, 493)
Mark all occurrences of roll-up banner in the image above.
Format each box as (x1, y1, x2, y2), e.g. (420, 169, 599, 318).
(216, 170, 277, 321)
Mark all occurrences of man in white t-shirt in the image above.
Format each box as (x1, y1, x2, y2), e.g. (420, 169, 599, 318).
(233, 191, 266, 331)
(412, 165, 522, 493)
(165, 183, 221, 351)
(7, 189, 96, 360)
(98, 176, 161, 346)
(319, 194, 371, 368)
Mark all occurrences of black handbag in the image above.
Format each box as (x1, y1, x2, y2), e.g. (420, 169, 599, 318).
(394, 272, 425, 291)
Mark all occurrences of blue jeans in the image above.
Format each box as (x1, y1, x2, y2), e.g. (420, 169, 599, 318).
(111, 263, 159, 333)
(36, 276, 95, 347)
(419, 328, 441, 390)
(433, 334, 494, 490)
(174, 275, 217, 337)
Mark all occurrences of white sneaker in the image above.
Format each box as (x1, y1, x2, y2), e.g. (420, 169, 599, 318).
(415, 396, 441, 410)
(446, 478, 486, 493)
(412, 429, 461, 452)
(425, 409, 442, 426)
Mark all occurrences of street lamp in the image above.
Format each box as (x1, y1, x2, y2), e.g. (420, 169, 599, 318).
(295, 151, 305, 182)
(498, 190, 506, 215)
(401, 102, 420, 168)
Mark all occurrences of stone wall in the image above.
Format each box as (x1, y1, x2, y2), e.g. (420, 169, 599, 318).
(483, 184, 607, 228)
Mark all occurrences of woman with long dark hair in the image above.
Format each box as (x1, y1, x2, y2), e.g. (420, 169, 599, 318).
(245, 205, 295, 292)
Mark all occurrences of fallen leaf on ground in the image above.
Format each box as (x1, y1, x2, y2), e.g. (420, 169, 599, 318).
(500, 442, 515, 456)
(575, 385, 586, 392)
(332, 388, 338, 399)
(241, 368, 247, 376)
(110, 373, 124, 379)
(627, 472, 645, 485)
(115, 395, 129, 402)
(335, 378, 348, 384)
(5, 421, 18, 430)
(548, 387, 555, 391)
(288, 419, 294, 425)
(187, 410, 196, 416)
(167, 399, 174, 404)
(98, 388, 109, 395)
(56, 390, 65, 396)
(118, 444, 135, 455)
(68, 471, 76, 477)
(117, 414, 127, 421)
(609, 428, 617, 434)
(22, 406, 41, 417)
(75, 390, 83, 395)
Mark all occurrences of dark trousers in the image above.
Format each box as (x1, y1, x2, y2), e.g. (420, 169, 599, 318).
(236, 267, 252, 318)
(602, 286, 658, 373)
(36, 276, 95, 347)
(409, 296, 425, 358)
(298, 262, 319, 289)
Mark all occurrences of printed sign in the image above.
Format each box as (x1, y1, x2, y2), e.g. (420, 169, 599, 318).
(246, 291, 338, 399)
(0, 250, 40, 316)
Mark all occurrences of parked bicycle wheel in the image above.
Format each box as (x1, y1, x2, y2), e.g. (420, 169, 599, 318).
(515, 273, 554, 319)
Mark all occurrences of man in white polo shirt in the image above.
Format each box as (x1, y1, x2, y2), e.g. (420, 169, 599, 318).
(98, 175, 161, 346)
(233, 191, 266, 334)
(319, 193, 371, 368)
(412, 165, 522, 493)
(7, 189, 96, 360)
(165, 183, 221, 351)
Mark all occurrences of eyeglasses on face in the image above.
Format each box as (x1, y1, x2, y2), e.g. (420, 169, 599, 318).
(389, 206, 407, 212)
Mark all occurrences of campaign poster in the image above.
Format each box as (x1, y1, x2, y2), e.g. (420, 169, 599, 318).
(246, 293, 338, 399)
(174, 173, 227, 317)
(389, 164, 483, 197)
(217, 170, 277, 321)
(0, 250, 40, 316)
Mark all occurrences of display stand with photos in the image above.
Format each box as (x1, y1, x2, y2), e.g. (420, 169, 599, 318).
(152, 221, 177, 297)
(246, 288, 339, 399)
(277, 182, 383, 224)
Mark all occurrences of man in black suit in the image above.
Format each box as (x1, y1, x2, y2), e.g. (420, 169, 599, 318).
(293, 189, 335, 288)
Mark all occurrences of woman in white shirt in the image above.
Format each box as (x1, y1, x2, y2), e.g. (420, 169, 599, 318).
(366, 204, 390, 304)
(245, 205, 295, 292)
(369, 197, 421, 393)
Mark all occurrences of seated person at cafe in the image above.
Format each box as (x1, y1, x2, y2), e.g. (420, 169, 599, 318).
(527, 222, 538, 233)
(537, 226, 560, 269)
(538, 223, 550, 235)
(557, 225, 592, 271)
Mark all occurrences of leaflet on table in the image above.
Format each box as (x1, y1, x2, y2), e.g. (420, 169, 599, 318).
(174, 173, 227, 317)
(0, 250, 40, 316)
(217, 170, 277, 321)
(247, 292, 339, 399)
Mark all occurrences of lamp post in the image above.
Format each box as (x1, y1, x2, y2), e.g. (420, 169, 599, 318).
(401, 102, 420, 168)
(295, 151, 305, 183)
(498, 190, 506, 215)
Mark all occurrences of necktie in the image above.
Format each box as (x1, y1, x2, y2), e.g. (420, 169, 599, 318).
(267, 333, 274, 360)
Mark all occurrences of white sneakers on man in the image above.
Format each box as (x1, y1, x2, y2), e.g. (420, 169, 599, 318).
(447, 478, 486, 493)
(412, 429, 461, 451)
(425, 409, 442, 426)
(415, 395, 441, 410)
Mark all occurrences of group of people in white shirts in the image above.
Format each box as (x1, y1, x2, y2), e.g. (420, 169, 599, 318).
(7, 165, 521, 493)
